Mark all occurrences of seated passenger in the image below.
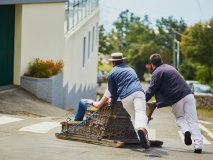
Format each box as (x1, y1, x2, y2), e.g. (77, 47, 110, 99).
(74, 89, 114, 121)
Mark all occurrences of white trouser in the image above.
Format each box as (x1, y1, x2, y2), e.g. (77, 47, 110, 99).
(121, 91, 148, 134)
(171, 94, 203, 149)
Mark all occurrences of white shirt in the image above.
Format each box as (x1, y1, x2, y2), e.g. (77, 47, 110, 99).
(104, 88, 121, 101)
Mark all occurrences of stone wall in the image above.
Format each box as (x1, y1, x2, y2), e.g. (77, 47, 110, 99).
(195, 95, 213, 110)
(20, 73, 96, 110)
(21, 73, 64, 108)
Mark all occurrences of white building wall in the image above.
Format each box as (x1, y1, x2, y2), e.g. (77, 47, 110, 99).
(64, 8, 99, 95)
(14, 2, 65, 85)
(14, 2, 100, 109)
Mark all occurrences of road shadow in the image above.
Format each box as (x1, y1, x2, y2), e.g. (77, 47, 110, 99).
(123, 143, 168, 158)
(163, 146, 213, 155)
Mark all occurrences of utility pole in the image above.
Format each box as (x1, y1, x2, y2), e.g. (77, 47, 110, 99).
(173, 29, 180, 70)
(173, 29, 176, 69)
(175, 39, 180, 70)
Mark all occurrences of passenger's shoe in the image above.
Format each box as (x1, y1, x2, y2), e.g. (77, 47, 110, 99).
(138, 130, 150, 149)
(194, 149, 202, 154)
(184, 131, 192, 146)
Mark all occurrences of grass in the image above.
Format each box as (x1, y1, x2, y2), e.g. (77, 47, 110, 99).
(196, 108, 213, 122)
(197, 108, 213, 114)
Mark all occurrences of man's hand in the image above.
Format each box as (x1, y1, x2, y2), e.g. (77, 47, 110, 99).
(84, 99, 100, 108)
(92, 101, 99, 108)
(84, 99, 94, 105)
(107, 98, 111, 105)
(151, 101, 156, 104)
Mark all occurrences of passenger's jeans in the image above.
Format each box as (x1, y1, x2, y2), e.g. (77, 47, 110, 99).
(74, 99, 92, 121)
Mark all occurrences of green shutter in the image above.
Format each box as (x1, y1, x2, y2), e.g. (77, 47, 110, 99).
(0, 5, 15, 86)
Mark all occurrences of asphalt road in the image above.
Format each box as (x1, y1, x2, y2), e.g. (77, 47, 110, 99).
(0, 107, 213, 160)
(0, 83, 212, 160)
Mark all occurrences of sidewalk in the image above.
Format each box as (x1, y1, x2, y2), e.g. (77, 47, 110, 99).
(0, 83, 108, 119)
(0, 87, 68, 118)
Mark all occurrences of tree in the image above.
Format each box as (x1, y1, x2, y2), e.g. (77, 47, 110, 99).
(112, 11, 158, 79)
(98, 25, 114, 54)
(98, 11, 191, 82)
(155, 16, 187, 66)
(180, 18, 213, 83)
(178, 59, 197, 80)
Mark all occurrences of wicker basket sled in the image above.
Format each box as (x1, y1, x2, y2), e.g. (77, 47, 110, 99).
(55, 102, 163, 148)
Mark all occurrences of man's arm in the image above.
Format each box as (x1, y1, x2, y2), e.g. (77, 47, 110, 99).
(145, 73, 161, 102)
(84, 96, 109, 108)
(84, 88, 111, 108)
(93, 96, 109, 108)
(107, 74, 118, 104)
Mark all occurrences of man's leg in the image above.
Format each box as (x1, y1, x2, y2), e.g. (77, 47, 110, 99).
(133, 91, 148, 132)
(121, 91, 149, 149)
(184, 94, 203, 152)
(134, 91, 149, 149)
(121, 94, 136, 136)
(171, 98, 191, 133)
(171, 98, 192, 146)
(74, 99, 91, 121)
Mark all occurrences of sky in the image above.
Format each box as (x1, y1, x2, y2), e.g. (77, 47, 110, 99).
(99, 0, 213, 32)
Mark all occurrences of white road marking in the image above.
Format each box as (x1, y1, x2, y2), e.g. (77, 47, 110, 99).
(148, 128, 156, 140)
(178, 131, 211, 144)
(0, 116, 24, 125)
(198, 120, 213, 125)
(19, 122, 61, 133)
(198, 123, 213, 139)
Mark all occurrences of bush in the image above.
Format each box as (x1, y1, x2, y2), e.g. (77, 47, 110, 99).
(24, 58, 64, 78)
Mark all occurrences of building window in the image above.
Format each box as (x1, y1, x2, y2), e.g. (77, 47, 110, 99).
(96, 22, 99, 46)
(88, 31, 91, 59)
(92, 26, 95, 52)
(83, 37, 86, 67)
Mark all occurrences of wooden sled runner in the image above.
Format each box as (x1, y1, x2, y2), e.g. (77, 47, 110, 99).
(55, 102, 163, 148)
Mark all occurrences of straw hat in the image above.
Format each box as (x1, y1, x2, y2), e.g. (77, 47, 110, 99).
(108, 52, 126, 61)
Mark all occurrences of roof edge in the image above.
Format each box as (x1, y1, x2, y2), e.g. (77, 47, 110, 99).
(0, 0, 67, 5)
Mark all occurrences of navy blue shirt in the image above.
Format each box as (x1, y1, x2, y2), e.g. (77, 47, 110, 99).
(145, 63, 192, 108)
(107, 63, 144, 103)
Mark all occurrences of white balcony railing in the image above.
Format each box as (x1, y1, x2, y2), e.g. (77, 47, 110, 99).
(64, 0, 99, 33)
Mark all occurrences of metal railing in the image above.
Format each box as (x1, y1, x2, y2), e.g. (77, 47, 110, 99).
(64, 0, 99, 33)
